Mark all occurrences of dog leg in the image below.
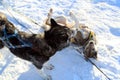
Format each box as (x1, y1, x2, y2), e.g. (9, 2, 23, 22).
(43, 8, 53, 31)
(46, 8, 53, 25)
(69, 12, 79, 29)
(69, 12, 81, 38)
(38, 68, 52, 80)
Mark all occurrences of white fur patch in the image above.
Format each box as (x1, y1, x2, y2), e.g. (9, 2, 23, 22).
(79, 29, 89, 39)
(55, 16, 66, 26)
(42, 25, 51, 31)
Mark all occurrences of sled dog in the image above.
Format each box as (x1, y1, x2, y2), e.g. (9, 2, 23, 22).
(0, 11, 72, 80)
(69, 12, 98, 60)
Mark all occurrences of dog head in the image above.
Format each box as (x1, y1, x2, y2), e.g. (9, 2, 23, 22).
(70, 24, 98, 60)
(45, 18, 73, 50)
(84, 40, 97, 60)
(0, 12, 17, 37)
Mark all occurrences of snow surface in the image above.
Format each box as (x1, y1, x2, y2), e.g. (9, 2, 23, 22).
(0, 0, 120, 80)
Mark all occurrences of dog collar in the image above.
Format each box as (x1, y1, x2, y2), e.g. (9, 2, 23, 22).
(89, 31, 94, 40)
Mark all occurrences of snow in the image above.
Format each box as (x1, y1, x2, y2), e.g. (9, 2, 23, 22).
(0, 0, 120, 80)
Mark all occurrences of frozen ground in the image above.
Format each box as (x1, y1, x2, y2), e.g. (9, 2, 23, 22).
(0, 0, 120, 80)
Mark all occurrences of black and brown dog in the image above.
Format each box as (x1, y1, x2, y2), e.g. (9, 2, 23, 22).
(0, 12, 72, 80)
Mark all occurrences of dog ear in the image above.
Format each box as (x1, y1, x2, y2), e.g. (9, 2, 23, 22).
(50, 18, 58, 27)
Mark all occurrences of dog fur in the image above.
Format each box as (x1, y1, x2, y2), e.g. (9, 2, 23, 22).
(43, 8, 74, 31)
(44, 9, 98, 60)
(43, 9, 98, 60)
(69, 12, 98, 60)
(0, 9, 98, 79)
(0, 11, 72, 80)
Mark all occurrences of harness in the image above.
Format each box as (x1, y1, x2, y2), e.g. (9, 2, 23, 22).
(0, 25, 32, 49)
(89, 31, 94, 40)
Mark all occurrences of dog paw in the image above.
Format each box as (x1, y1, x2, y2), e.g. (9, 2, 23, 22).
(49, 8, 53, 13)
(45, 64, 54, 70)
(44, 75, 52, 80)
(48, 8, 53, 17)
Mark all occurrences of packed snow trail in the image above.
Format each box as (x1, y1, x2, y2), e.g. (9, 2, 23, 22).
(0, 0, 120, 80)
(74, 47, 111, 80)
(2, 1, 113, 79)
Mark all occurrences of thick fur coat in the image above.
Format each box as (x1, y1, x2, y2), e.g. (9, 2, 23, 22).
(0, 12, 72, 70)
(69, 12, 98, 60)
